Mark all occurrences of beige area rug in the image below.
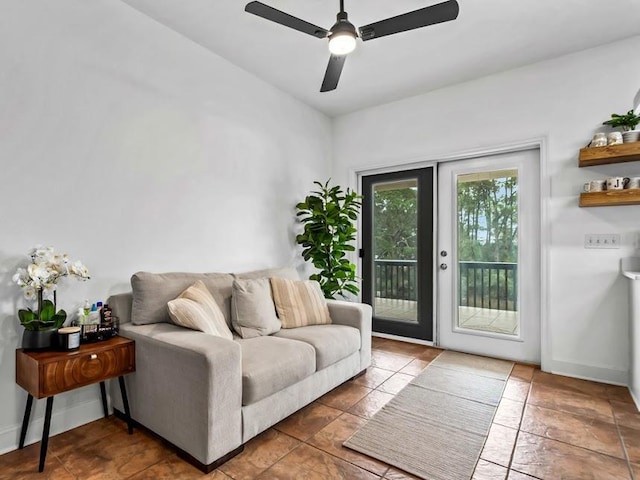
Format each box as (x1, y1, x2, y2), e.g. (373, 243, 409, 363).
(344, 351, 514, 480)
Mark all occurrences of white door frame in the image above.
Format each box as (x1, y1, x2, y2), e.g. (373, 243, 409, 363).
(349, 137, 550, 369)
(437, 149, 540, 363)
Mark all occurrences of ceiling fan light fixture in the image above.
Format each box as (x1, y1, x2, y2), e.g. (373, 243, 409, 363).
(328, 13, 357, 55)
(328, 31, 356, 55)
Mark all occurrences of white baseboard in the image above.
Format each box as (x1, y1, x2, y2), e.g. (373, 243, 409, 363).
(629, 387, 640, 412)
(0, 398, 105, 456)
(547, 359, 628, 386)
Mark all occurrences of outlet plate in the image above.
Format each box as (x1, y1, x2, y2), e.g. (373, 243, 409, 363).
(584, 234, 621, 249)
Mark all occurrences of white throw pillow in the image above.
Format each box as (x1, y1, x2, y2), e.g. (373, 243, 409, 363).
(231, 278, 281, 338)
(167, 280, 233, 340)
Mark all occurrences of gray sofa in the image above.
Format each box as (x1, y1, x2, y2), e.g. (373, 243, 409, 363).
(107, 268, 372, 472)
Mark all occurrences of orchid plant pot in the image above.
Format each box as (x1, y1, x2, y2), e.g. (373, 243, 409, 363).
(22, 327, 59, 350)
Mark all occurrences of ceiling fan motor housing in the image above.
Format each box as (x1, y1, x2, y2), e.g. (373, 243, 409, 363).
(330, 11, 357, 39)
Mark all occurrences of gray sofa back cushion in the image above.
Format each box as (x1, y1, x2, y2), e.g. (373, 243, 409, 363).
(233, 267, 300, 281)
(131, 272, 234, 326)
(231, 278, 281, 338)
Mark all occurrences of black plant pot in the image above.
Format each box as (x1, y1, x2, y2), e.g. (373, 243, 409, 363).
(22, 327, 58, 350)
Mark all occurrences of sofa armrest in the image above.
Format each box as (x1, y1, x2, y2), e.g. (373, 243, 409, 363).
(326, 300, 372, 371)
(108, 293, 133, 325)
(113, 324, 242, 465)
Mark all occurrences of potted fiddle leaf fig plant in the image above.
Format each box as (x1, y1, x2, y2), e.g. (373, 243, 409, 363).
(296, 180, 362, 299)
(13, 246, 90, 349)
(603, 109, 640, 143)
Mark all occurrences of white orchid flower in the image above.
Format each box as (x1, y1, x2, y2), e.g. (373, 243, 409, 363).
(24, 286, 36, 300)
(62, 254, 70, 275)
(15, 246, 90, 307)
(43, 284, 56, 297)
(29, 245, 55, 262)
(12, 268, 28, 287)
(71, 260, 90, 279)
(28, 262, 53, 282)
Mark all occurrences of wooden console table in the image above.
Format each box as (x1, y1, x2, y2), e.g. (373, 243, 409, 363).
(15, 336, 136, 472)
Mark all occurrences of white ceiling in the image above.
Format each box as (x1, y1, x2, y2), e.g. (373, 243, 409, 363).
(121, 0, 640, 117)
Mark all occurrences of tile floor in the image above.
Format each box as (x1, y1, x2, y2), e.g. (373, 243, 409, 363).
(1, 337, 638, 480)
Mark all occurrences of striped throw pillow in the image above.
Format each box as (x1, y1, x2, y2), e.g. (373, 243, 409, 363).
(270, 277, 332, 328)
(167, 280, 233, 340)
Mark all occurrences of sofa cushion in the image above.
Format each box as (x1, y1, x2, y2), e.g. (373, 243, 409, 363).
(167, 281, 233, 340)
(238, 336, 315, 405)
(274, 325, 361, 370)
(233, 267, 300, 281)
(270, 278, 332, 328)
(131, 272, 234, 326)
(231, 278, 281, 338)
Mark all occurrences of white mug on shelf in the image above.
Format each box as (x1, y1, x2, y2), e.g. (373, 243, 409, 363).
(607, 132, 623, 145)
(625, 177, 640, 189)
(590, 133, 607, 147)
(586, 179, 606, 192)
(606, 177, 626, 190)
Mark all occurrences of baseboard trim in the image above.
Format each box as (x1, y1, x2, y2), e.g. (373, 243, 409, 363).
(629, 387, 640, 412)
(113, 408, 244, 473)
(548, 359, 628, 386)
(0, 398, 104, 456)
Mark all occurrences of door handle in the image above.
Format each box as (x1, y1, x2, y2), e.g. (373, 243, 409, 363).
(440, 263, 448, 270)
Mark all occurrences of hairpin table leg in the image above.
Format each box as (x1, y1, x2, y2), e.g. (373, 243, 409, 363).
(18, 394, 34, 449)
(99, 382, 109, 418)
(39, 397, 54, 473)
(118, 376, 133, 434)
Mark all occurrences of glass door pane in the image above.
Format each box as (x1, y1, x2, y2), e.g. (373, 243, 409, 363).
(373, 179, 418, 323)
(456, 169, 520, 336)
(361, 167, 433, 341)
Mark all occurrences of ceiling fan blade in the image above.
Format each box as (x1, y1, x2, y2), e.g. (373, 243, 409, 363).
(245, 2, 329, 39)
(320, 54, 347, 92)
(359, 0, 459, 41)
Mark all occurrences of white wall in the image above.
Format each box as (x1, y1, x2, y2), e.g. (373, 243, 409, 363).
(1, 0, 638, 458)
(333, 35, 640, 385)
(0, 1, 330, 453)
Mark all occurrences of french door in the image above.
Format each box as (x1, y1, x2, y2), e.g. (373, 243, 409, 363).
(361, 168, 434, 341)
(437, 149, 541, 363)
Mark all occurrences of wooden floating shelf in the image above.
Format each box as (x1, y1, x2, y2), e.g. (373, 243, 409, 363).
(579, 142, 640, 167)
(579, 189, 640, 207)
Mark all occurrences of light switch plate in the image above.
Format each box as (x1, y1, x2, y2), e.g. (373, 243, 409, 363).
(584, 234, 621, 249)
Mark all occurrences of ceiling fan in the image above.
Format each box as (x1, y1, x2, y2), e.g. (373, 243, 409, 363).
(245, 0, 460, 92)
